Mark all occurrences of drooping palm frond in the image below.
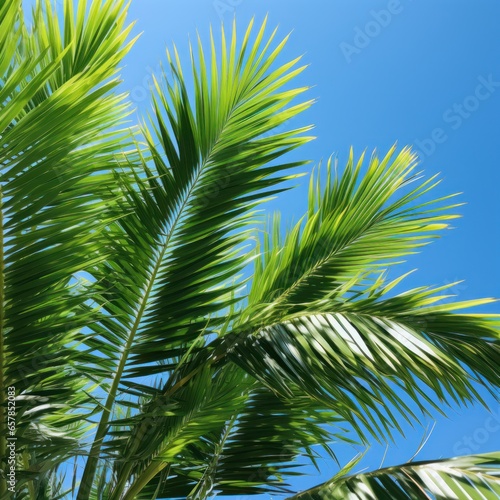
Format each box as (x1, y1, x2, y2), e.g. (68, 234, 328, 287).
(0, 0, 135, 495)
(75, 17, 315, 498)
(218, 149, 500, 445)
(287, 452, 500, 499)
(182, 387, 344, 499)
(229, 307, 500, 443)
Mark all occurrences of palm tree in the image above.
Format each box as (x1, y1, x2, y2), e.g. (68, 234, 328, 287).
(1, 0, 499, 498)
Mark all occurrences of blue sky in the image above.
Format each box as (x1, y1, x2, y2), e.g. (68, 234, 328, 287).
(116, 0, 500, 498)
(17, 0, 498, 496)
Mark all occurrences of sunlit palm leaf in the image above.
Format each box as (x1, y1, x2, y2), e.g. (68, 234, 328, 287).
(287, 452, 500, 499)
(243, 146, 460, 325)
(229, 307, 500, 443)
(0, 0, 135, 495)
(76, 17, 314, 498)
(108, 365, 251, 499)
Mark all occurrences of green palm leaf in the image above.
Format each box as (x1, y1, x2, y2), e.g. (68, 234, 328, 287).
(287, 452, 500, 499)
(3, 2, 500, 498)
(229, 307, 499, 443)
(0, 0, 135, 495)
(243, 146, 460, 324)
(76, 17, 314, 498)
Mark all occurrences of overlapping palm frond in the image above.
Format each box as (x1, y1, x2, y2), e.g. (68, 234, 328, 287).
(287, 452, 500, 499)
(0, 0, 135, 494)
(181, 387, 343, 499)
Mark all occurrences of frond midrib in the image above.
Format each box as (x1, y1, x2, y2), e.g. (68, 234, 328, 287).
(187, 413, 239, 500)
(257, 219, 381, 319)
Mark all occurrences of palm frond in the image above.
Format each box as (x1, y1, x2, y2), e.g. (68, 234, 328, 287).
(110, 364, 346, 500)
(184, 386, 344, 499)
(243, 146, 460, 325)
(287, 452, 500, 499)
(0, 0, 135, 494)
(136, 384, 347, 499)
(109, 365, 251, 499)
(229, 305, 500, 443)
(77, 18, 314, 498)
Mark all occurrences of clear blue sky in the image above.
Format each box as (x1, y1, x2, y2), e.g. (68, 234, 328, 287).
(120, 1, 500, 498)
(22, 0, 499, 497)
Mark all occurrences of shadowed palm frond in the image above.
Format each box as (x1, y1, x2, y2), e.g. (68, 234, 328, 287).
(131, 382, 347, 499)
